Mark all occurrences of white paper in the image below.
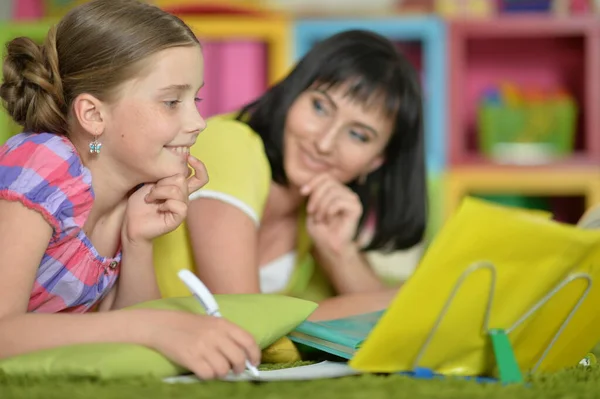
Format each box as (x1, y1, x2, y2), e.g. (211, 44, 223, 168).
(163, 361, 361, 383)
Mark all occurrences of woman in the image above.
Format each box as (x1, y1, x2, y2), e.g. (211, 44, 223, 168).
(153, 29, 427, 320)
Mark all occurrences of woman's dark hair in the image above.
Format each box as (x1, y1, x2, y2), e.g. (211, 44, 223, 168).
(237, 29, 427, 252)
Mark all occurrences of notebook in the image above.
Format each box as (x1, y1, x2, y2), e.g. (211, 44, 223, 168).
(288, 311, 384, 359)
(164, 361, 360, 383)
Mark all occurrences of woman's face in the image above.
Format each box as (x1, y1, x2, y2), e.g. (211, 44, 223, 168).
(283, 83, 394, 188)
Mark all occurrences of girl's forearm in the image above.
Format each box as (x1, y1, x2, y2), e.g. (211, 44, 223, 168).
(0, 310, 153, 360)
(112, 239, 161, 310)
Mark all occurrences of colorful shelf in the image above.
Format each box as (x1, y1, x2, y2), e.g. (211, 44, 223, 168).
(448, 16, 600, 166)
(445, 167, 600, 224)
(182, 15, 291, 117)
(443, 16, 600, 226)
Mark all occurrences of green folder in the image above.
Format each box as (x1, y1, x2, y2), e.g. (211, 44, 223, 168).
(288, 311, 384, 359)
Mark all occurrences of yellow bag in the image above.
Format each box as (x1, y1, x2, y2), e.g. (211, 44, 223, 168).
(350, 197, 600, 377)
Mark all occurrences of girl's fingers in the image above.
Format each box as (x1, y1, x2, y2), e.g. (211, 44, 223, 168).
(201, 344, 234, 379)
(156, 173, 187, 190)
(187, 358, 216, 381)
(145, 184, 184, 203)
(226, 327, 261, 367)
(215, 336, 249, 375)
(157, 199, 187, 216)
(187, 155, 209, 194)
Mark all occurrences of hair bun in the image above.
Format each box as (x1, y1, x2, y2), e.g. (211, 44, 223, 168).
(0, 26, 67, 135)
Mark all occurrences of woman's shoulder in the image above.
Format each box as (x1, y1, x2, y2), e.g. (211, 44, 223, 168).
(193, 112, 270, 172)
(202, 112, 263, 143)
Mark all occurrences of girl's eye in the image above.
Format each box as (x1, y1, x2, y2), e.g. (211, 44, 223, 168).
(350, 130, 369, 143)
(194, 97, 203, 103)
(164, 100, 181, 109)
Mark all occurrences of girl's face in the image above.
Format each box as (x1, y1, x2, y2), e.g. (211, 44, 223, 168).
(283, 83, 394, 188)
(100, 45, 205, 184)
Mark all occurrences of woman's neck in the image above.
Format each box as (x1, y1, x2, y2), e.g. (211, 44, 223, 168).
(263, 181, 304, 222)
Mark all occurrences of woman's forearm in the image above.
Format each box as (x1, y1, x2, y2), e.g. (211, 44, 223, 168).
(112, 239, 161, 310)
(314, 245, 385, 295)
(0, 310, 153, 360)
(309, 288, 398, 321)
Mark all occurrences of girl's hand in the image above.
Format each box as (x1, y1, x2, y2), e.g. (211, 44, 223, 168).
(136, 309, 261, 379)
(123, 155, 208, 243)
(301, 173, 363, 256)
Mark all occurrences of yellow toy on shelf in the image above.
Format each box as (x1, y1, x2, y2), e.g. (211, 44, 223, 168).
(444, 168, 600, 221)
(435, 0, 495, 17)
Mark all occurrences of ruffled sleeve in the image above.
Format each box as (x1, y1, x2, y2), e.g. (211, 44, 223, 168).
(0, 133, 94, 243)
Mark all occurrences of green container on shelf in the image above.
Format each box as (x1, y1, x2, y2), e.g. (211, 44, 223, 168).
(475, 194, 550, 212)
(477, 95, 577, 164)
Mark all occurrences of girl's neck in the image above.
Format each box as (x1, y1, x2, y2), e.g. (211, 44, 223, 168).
(70, 135, 135, 216)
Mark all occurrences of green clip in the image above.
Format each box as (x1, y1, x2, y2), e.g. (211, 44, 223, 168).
(489, 329, 523, 384)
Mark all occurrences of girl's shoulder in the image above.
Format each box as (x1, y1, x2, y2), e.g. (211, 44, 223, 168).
(0, 132, 94, 240)
(1, 132, 88, 172)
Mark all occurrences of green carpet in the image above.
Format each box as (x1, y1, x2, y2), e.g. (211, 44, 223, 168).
(2, 350, 599, 399)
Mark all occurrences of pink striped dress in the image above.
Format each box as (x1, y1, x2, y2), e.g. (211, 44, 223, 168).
(0, 132, 121, 313)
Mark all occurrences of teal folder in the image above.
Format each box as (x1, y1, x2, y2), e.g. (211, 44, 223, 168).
(288, 310, 385, 359)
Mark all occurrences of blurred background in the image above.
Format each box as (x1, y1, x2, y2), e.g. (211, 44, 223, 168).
(1, 0, 599, 280)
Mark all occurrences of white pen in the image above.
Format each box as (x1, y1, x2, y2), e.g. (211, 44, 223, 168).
(177, 269, 260, 378)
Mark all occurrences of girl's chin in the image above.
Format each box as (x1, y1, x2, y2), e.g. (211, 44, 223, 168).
(149, 164, 189, 181)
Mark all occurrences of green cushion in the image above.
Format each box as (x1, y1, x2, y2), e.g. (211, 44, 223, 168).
(0, 294, 318, 379)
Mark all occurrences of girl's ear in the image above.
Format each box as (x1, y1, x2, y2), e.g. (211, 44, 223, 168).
(71, 93, 105, 136)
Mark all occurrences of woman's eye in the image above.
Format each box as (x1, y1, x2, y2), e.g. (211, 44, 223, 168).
(312, 99, 326, 114)
(350, 130, 369, 143)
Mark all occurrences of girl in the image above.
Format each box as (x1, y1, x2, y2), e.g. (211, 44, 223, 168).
(0, 0, 260, 380)
(153, 30, 427, 320)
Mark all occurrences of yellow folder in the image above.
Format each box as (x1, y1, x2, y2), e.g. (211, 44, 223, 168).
(349, 197, 600, 377)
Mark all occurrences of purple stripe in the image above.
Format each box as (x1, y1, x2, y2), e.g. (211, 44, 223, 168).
(47, 267, 87, 306)
(37, 253, 70, 290)
(2, 165, 77, 222)
(0, 165, 24, 189)
(5, 132, 54, 152)
(77, 284, 102, 306)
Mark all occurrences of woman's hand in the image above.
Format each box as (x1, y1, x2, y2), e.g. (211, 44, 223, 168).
(123, 155, 208, 243)
(301, 173, 363, 256)
(135, 309, 261, 379)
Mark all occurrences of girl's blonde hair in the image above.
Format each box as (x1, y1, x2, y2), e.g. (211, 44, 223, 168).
(0, 0, 199, 136)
